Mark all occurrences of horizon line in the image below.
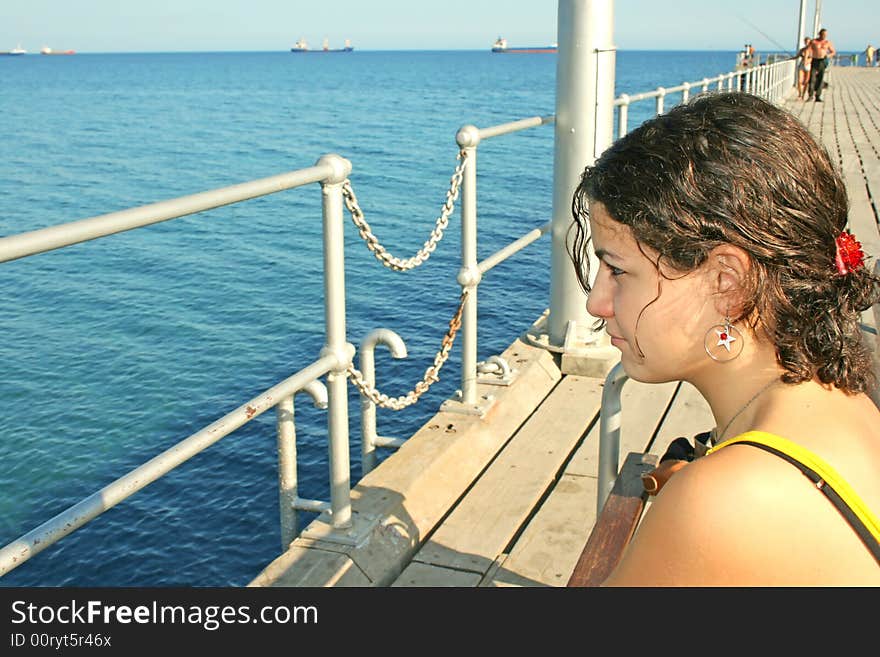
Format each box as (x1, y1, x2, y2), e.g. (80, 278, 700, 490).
(3, 47, 819, 55)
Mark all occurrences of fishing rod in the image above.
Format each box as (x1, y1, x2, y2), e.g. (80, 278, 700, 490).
(737, 15, 794, 56)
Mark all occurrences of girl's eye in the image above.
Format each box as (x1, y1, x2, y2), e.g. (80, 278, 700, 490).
(609, 265, 625, 277)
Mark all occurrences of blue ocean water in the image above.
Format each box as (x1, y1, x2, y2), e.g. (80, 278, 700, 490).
(0, 49, 740, 586)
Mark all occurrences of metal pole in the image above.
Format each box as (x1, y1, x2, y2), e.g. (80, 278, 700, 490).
(455, 127, 481, 405)
(813, 0, 822, 38)
(359, 329, 407, 475)
(597, 362, 628, 514)
(547, 0, 615, 350)
(277, 395, 298, 548)
(617, 95, 629, 138)
(797, 0, 807, 49)
(318, 153, 355, 530)
(277, 380, 328, 549)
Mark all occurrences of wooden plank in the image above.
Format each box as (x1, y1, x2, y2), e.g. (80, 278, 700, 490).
(247, 545, 371, 587)
(404, 375, 602, 579)
(485, 473, 599, 587)
(566, 452, 659, 587)
(564, 379, 678, 477)
(493, 381, 692, 588)
(392, 562, 483, 587)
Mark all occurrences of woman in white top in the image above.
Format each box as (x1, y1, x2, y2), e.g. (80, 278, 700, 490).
(797, 37, 813, 100)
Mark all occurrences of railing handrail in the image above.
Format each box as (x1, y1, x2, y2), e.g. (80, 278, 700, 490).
(614, 59, 792, 106)
(1, 114, 558, 579)
(477, 114, 556, 141)
(613, 58, 796, 138)
(0, 353, 337, 576)
(0, 163, 337, 264)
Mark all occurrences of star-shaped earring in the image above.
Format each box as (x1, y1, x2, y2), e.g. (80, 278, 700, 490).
(715, 324, 737, 351)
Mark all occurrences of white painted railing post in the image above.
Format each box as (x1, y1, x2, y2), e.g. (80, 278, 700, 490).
(655, 87, 665, 115)
(359, 329, 407, 475)
(317, 153, 355, 530)
(598, 362, 628, 514)
(546, 0, 618, 376)
(617, 94, 629, 138)
(455, 125, 481, 405)
(277, 381, 328, 549)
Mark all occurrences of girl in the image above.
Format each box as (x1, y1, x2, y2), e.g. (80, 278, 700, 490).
(569, 92, 880, 585)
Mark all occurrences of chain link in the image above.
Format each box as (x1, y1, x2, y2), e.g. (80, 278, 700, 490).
(347, 288, 469, 410)
(341, 149, 468, 271)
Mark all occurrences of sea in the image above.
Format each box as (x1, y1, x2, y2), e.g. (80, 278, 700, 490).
(1, 49, 752, 586)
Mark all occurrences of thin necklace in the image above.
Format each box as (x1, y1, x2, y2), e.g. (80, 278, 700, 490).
(712, 377, 780, 445)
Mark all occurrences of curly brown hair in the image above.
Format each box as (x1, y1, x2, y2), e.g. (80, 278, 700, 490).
(570, 92, 880, 393)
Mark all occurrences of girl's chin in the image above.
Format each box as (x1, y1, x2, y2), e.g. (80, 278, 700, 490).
(618, 356, 681, 385)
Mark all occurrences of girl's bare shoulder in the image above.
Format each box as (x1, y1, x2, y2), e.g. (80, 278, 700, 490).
(603, 445, 880, 585)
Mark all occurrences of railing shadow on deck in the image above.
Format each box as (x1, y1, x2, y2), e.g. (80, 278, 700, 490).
(248, 482, 547, 587)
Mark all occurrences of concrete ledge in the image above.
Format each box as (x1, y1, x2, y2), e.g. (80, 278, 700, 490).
(249, 332, 563, 587)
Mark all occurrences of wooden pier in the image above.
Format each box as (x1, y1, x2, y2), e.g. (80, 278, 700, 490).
(250, 67, 880, 588)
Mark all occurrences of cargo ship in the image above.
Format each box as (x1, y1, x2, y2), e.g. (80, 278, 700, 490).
(491, 36, 557, 53)
(1, 44, 26, 56)
(291, 38, 353, 53)
(40, 46, 76, 55)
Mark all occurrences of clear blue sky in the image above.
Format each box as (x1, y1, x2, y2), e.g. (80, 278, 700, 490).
(2, 1, 874, 54)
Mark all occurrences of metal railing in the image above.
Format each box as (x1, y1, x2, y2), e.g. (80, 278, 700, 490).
(0, 113, 558, 575)
(359, 116, 556, 473)
(0, 156, 356, 575)
(614, 57, 797, 138)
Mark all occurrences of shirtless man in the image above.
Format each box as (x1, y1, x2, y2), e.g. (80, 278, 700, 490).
(808, 28, 836, 101)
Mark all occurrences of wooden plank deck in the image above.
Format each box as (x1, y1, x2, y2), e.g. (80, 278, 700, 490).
(251, 67, 880, 588)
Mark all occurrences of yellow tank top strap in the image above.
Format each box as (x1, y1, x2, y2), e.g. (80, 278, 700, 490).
(708, 430, 880, 543)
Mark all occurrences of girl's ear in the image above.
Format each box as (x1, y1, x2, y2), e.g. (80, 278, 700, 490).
(708, 244, 751, 317)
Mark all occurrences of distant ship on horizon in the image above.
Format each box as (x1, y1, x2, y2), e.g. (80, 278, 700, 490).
(291, 38, 353, 53)
(1, 44, 27, 56)
(40, 46, 76, 55)
(491, 36, 557, 54)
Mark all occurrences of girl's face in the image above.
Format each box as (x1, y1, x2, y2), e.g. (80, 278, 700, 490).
(586, 201, 717, 384)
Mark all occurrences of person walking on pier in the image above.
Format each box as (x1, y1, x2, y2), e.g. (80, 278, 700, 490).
(808, 28, 836, 101)
(796, 37, 813, 100)
(866, 44, 875, 67)
(569, 92, 880, 585)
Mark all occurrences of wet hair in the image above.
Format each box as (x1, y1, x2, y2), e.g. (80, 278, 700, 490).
(570, 91, 880, 393)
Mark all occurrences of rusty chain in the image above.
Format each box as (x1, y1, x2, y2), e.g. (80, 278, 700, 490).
(347, 288, 469, 409)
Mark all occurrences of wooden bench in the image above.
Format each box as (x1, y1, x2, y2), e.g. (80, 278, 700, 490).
(566, 451, 658, 587)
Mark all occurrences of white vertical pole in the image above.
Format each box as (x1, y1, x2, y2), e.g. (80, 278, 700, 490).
(797, 0, 807, 48)
(548, 0, 616, 351)
(318, 154, 354, 530)
(456, 130, 480, 405)
(277, 395, 298, 547)
(813, 0, 822, 37)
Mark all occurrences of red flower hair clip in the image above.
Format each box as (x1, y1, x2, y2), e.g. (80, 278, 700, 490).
(834, 230, 865, 275)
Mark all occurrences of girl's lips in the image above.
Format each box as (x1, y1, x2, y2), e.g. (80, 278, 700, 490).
(608, 334, 625, 347)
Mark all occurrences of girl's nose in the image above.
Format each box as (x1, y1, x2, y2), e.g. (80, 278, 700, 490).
(586, 273, 613, 319)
